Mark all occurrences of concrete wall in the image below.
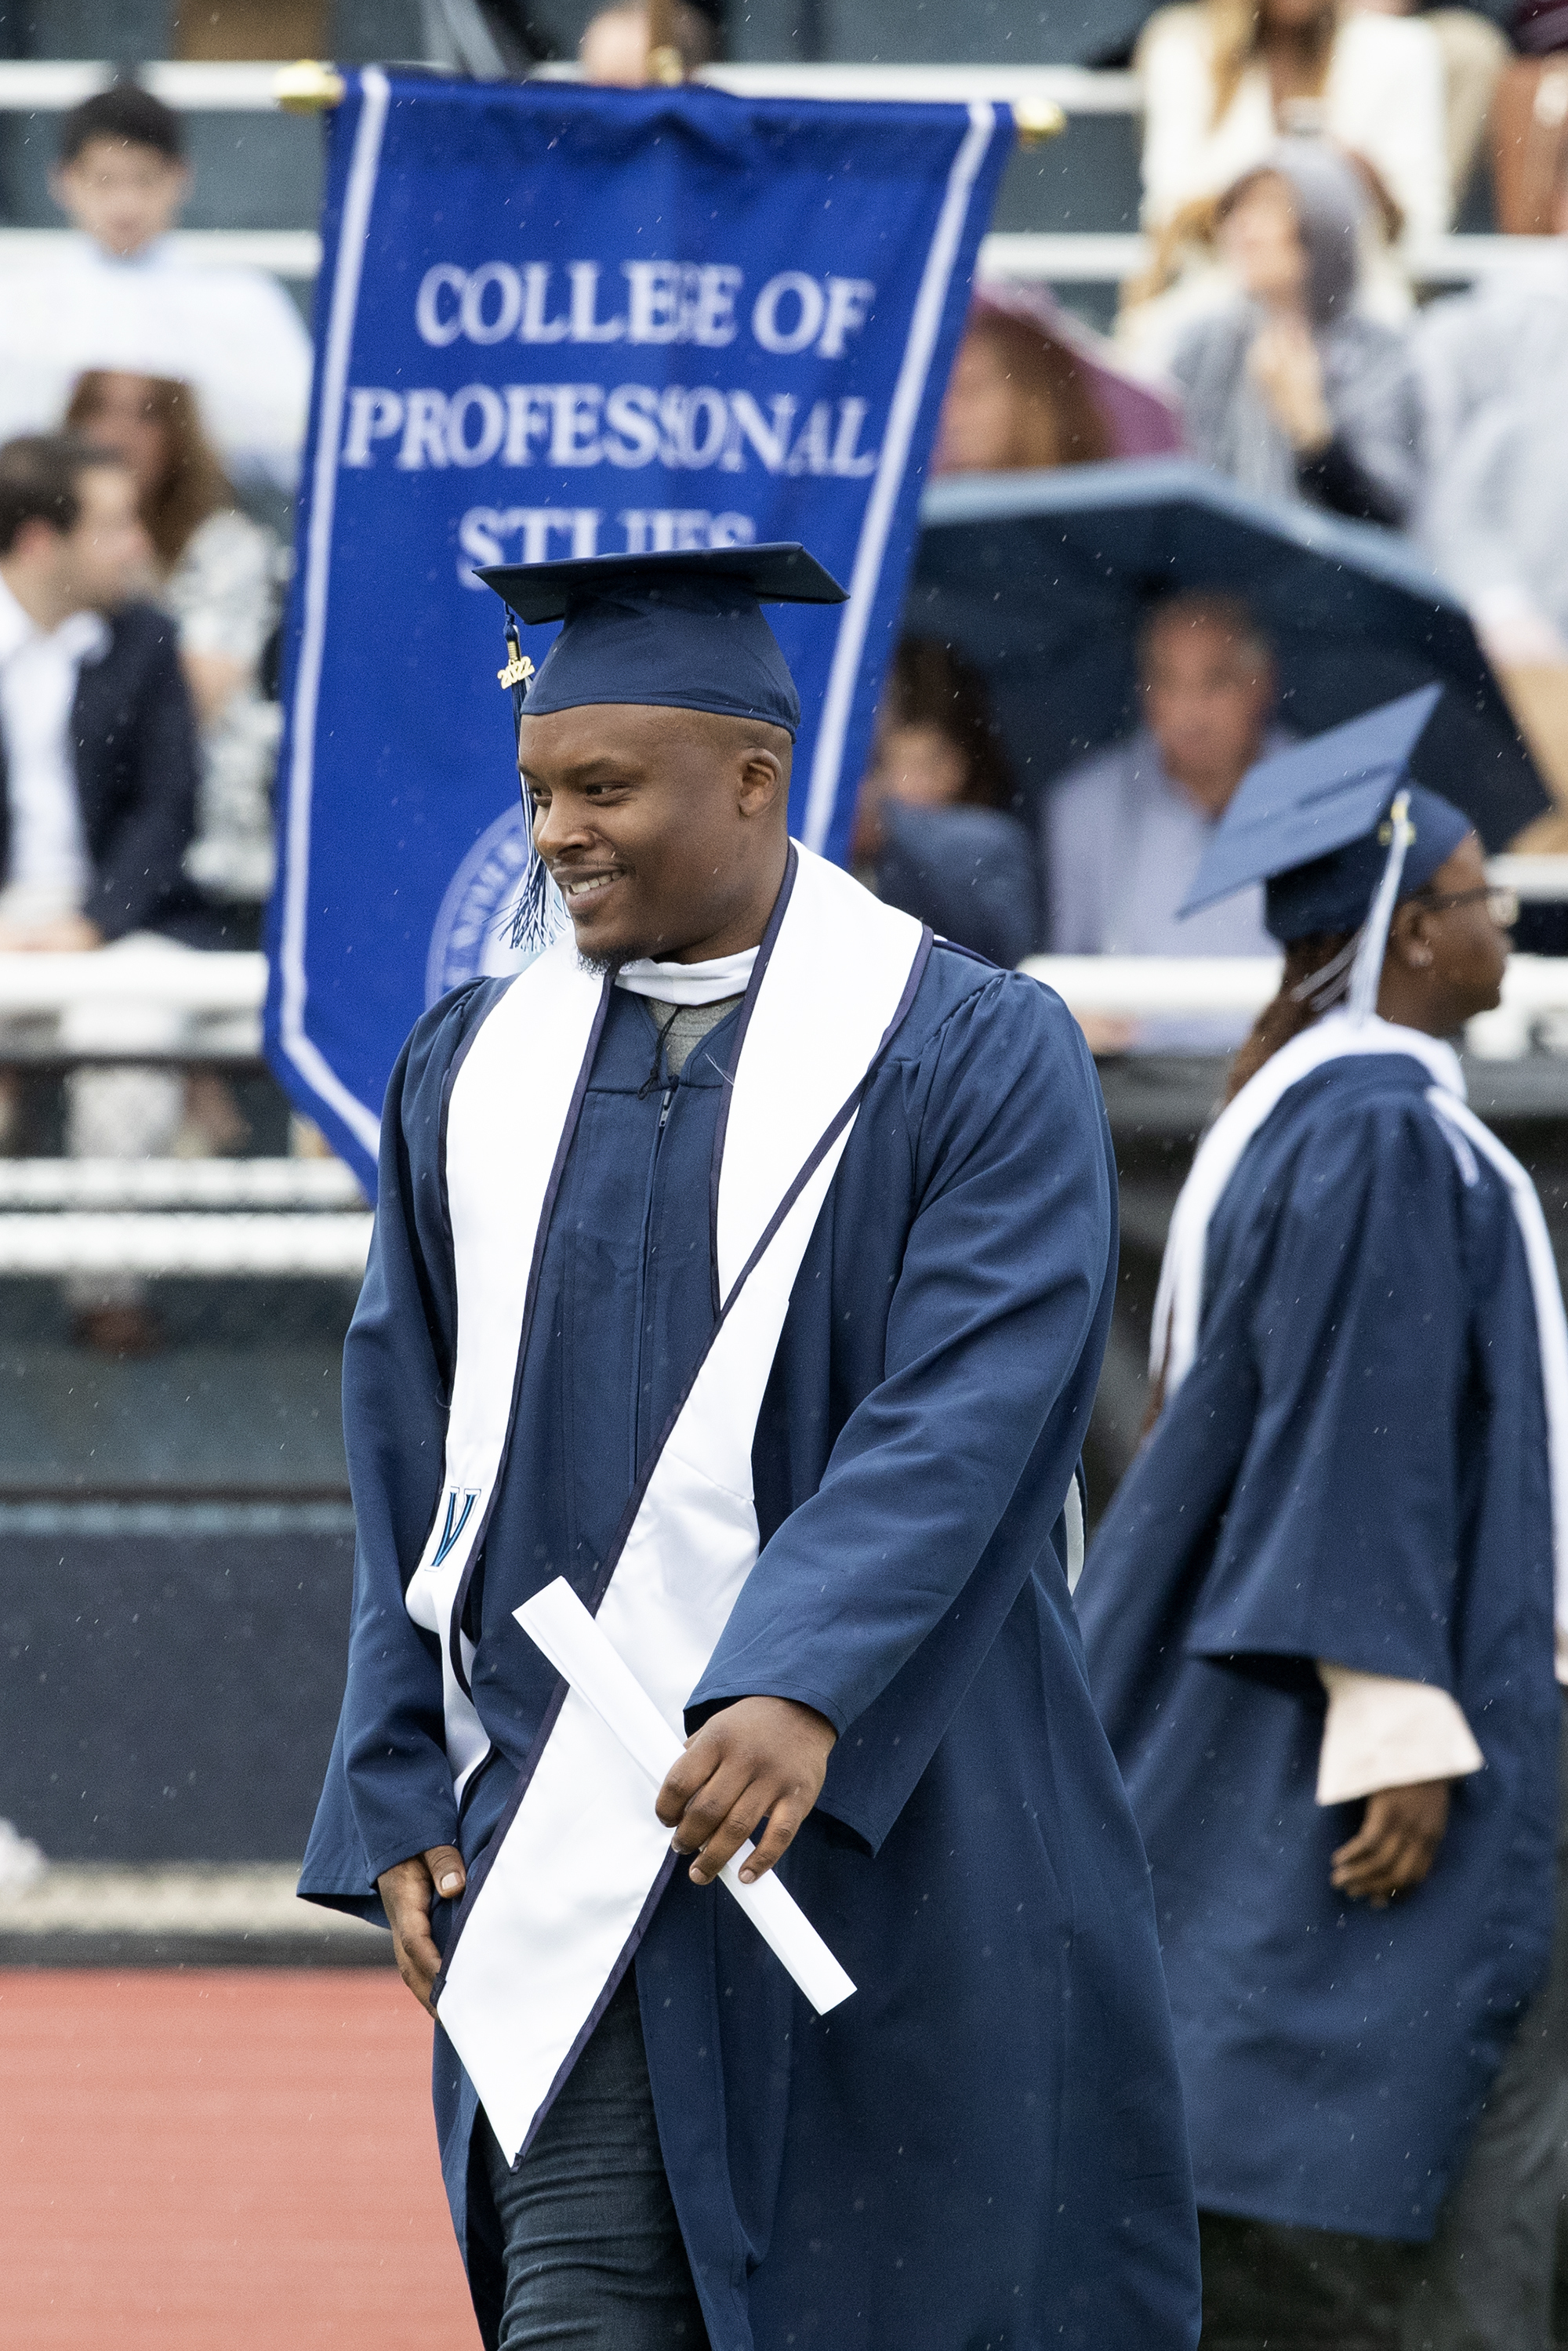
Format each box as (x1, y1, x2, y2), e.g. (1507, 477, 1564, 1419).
(0, 1516, 354, 1861)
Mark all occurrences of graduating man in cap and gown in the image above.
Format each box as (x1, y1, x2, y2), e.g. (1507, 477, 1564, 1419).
(1078, 687, 1568, 2350)
(298, 544, 1201, 2351)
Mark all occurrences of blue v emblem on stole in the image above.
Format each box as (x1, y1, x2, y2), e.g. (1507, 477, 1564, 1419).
(433, 1488, 480, 1568)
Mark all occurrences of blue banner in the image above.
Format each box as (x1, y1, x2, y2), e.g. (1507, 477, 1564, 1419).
(266, 70, 1010, 1181)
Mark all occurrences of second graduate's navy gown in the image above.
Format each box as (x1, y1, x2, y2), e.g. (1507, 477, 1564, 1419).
(1079, 1047, 1560, 2243)
(301, 944, 1200, 2350)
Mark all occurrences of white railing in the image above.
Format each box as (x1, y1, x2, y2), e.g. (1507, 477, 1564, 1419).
(1023, 949, 1568, 1061)
(0, 59, 1142, 111)
(0, 933, 1563, 1274)
(0, 1157, 362, 1206)
(1025, 949, 1568, 1010)
(0, 1147, 370, 1273)
(0, 56, 1546, 288)
(0, 1154, 369, 1274)
(1480, 856, 1568, 901)
(0, 225, 1529, 285)
(0, 1209, 372, 1275)
(0, 225, 323, 274)
(977, 231, 1534, 287)
(0, 1859, 386, 1946)
(0, 869, 1563, 1064)
(0, 60, 292, 109)
(0, 948, 266, 1013)
(710, 63, 1139, 109)
(0, 947, 263, 1062)
(1022, 953, 1283, 1013)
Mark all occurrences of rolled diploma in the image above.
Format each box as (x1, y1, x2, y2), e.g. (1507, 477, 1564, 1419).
(514, 1577, 855, 2015)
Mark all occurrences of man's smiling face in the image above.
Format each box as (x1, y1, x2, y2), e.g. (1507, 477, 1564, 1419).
(517, 700, 793, 967)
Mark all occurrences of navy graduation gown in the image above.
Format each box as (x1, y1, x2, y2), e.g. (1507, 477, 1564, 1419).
(1078, 1049, 1559, 2244)
(301, 942, 1200, 2350)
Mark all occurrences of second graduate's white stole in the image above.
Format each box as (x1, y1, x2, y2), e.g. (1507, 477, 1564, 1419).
(403, 844, 928, 2163)
(1150, 1009, 1568, 1674)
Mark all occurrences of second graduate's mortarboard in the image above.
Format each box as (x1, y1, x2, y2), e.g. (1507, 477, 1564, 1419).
(477, 542, 847, 741)
(1180, 685, 1473, 1022)
(477, 542, 846, 956)
(1181, 684, 1468, 938)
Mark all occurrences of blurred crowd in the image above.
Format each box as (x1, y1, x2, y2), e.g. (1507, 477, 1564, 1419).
(3, 9, 1568, 1344)
(860, 0, 1568, 1029)
(0, 83, 299, 1349)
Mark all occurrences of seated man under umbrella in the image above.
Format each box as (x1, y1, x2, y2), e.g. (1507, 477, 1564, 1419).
(1043, 589, 1283, 1051)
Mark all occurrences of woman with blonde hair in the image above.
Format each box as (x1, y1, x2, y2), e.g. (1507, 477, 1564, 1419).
(1141, 0, 1448, 240)
(1130, 0, 1449, 355)
(65, 369, 281, 934)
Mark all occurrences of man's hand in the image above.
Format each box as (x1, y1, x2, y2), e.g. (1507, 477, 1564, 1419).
(1072, 1009, 1138, 1058)
(0, 913, 103, 952)
(1247, 314, 1333, 455)
(1330, 1780, 1451, 1908)
(655, 1696, 837, 1888)
(377, 1844, 467, 2014)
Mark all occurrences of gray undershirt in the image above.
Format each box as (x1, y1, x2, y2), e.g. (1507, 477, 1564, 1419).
(647, 995, 745, 1077)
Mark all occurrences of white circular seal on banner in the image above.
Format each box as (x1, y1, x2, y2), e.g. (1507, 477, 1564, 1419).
(425, 805, 537, 1006)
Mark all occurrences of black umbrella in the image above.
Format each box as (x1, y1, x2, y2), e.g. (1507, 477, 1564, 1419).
(905, 459, 1549, 852)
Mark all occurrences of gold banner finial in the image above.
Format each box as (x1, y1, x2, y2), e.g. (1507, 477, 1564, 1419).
(1012, 97, 1067, 147)
(646, 0, 684, 83)
(276, 60, 347, 114)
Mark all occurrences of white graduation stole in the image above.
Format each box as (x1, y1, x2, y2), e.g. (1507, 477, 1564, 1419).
(404, 845, 927, 2163)
(1151, 1009, 1568, 1676)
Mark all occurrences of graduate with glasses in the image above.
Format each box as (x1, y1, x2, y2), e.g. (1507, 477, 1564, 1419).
(1078, 686, 1568, 2351)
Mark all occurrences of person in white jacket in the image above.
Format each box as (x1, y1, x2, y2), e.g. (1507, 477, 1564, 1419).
(1127, 0, 1449, 361)
(0, 82, 311, 500)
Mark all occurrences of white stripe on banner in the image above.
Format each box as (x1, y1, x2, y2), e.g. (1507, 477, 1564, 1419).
(276, 67, 389, 1159)
(801, 100, 999, 854)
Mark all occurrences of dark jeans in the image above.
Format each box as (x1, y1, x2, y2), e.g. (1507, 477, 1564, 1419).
(479, 1972, 710, 2351)
(1203, 1693, 1568, 2351)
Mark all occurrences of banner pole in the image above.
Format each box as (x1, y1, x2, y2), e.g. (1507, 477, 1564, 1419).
(646, 0, 683, 84)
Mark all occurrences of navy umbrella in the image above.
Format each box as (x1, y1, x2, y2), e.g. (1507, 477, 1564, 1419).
(905, 459, 1548, 851)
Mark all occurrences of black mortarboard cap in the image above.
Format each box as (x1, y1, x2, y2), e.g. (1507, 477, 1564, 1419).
(1179, 685, 1472, 941)
(477, 542, 846, 742)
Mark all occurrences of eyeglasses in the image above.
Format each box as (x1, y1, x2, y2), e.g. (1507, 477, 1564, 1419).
(1413, 883, 1519, 930)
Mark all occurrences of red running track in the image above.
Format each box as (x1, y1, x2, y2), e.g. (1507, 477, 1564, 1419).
(0, 1969, 480, 2350)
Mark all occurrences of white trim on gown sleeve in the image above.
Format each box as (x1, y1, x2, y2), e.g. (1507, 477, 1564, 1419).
(1315, 1661, 1484, 1806)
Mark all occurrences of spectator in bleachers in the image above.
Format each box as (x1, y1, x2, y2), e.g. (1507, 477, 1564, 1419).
(65, 372, 281, 930)
(0, 432, 206, 1351)
(579, 2, 721, 80)
(1138, 0, 1450, 249)
(931, 288, 1184, 473)
(1171, 143, 1424, 524)
(0, 83, 310, 500)
(1127, 0, 1449, 358)
(853, 637, 1038, 968)
(1487, 2, 1568, 230)
(0, 436, 201, 953)
(1354, 1, 1510, 215)
(1415, 146, 1568, 665)
(1044, 592, 1283, 1050)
